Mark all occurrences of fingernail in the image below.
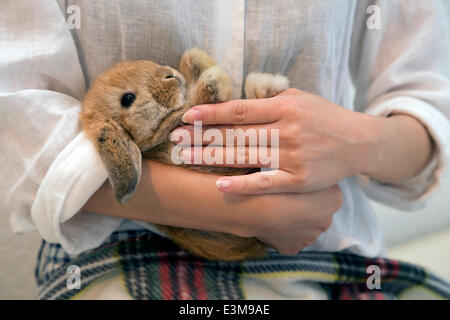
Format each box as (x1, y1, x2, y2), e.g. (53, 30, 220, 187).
(181, 148, 192, 164)
(216, 178, 231, 190)
(182, 109, 201, 123)
(170, 129, 184, 143)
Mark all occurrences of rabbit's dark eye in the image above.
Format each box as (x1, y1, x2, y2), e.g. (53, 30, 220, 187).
(165, 74, 174, 79)
(121, 93, 136, 108)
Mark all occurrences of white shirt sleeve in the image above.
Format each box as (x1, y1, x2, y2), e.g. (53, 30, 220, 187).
(350, 0, 450, 210)
(0, 0, 123, 254)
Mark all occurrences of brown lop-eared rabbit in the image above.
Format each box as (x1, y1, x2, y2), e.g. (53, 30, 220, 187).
(80, 48, 289, 261)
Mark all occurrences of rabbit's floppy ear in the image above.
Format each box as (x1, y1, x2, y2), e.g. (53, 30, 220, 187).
(91, 119, 142, 204)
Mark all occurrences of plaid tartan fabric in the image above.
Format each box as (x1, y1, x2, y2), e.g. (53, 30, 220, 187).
(35, 230, 450, 300)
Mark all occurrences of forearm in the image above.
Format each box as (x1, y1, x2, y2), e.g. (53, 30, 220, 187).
(361, 114, 434, 184)
(84, 160, 265, 237)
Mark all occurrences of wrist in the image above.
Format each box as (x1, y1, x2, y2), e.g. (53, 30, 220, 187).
(350, 111, 386, 178)
(359, 113, 433, 183)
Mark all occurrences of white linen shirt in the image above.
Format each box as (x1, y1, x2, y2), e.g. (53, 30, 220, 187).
(1, 0, 450, 257)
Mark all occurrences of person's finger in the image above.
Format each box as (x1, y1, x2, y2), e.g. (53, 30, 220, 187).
(181, 98, 282, 125)
(170, 124, 279, 147)
(215, 170, 297, 194)
(179, 146, 280, 168)
(277, 88, 309, 97)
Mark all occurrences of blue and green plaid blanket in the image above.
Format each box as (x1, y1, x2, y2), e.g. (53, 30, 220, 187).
(35, 230, 450, 300)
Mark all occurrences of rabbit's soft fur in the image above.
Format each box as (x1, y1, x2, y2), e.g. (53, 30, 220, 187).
(80, 48, 289, 261)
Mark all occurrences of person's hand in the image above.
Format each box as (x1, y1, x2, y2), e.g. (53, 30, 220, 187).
(172, 88, 382, 194)
(244, 185, 343, 255)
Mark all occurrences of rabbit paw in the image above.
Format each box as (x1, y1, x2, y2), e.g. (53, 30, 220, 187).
(191, 65, 233, 105)
(244, 72, 289, 99)
(179, 48, 217, 85)
(180, 48, 233, 105)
